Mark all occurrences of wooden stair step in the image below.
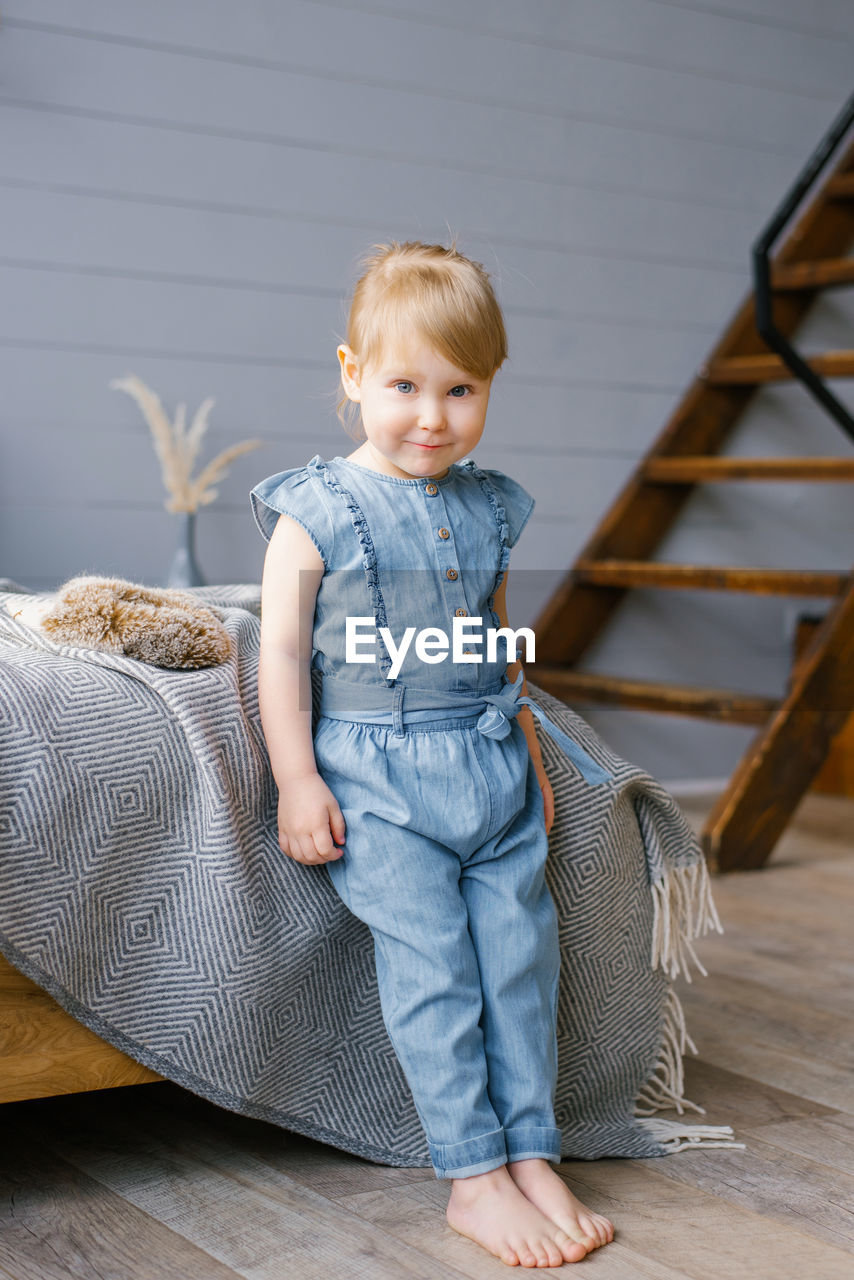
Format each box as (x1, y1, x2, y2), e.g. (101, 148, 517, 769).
(534, 667, 778, 725)
(703, 350, 854, 384)
(703, 574, 854, 871)
(574, 560, 848, 595)
(643, 456, 854, 482)
(772, 257, 854, 290)
(825, 173, 854, 197)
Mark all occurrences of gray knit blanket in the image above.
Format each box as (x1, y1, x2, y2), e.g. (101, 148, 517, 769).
(0, 582, 734, 1162)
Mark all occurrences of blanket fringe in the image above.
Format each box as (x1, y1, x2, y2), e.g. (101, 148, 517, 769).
(634, 986, 702, 1117)
(636, 859, 742, 1150)
(636, 1117, 746, 1152)
(650, 858, 723, 983)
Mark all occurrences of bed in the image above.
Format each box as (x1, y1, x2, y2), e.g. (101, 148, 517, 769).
(0, 580, 734, 1160)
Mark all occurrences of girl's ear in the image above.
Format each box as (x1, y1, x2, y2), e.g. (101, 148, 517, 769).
(337, 344, 362, 401)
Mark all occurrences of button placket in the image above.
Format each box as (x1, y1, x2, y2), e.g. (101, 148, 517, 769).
(421, 481, 471, 627)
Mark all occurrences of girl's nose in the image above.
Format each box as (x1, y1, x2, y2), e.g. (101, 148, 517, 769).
(418, 398, 445, 430)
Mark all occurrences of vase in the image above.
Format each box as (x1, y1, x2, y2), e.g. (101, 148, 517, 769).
(166, 511, 206, 588)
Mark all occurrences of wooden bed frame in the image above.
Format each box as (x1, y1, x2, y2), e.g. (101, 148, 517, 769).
(0, 953, 161, 1104)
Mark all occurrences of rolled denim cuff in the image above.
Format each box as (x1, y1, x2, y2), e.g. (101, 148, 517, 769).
(428, 1127, 507, 1179)
(505, 1125, 563, 1164)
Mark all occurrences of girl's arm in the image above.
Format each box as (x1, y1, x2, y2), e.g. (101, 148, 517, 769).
(258, 514, 346, 863)
(493, 571, 555, 835)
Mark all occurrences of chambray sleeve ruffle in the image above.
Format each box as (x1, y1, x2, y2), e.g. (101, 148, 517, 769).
(249, 465, 335, 567)
(477, 468, 535, 548)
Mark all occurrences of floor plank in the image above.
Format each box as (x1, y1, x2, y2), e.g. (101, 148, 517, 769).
(10, 1089, 467, 1280)
(680, 972, 854, 1070)
(337, 1179, 695, 1280)
(0, 793, 852, 1277)
(151, 1086, 437, 1202)
(745, 1112, 854, 1177)
(679, 1057, 839, 1129)
(683, 933, 854, 1019)
(679, 996, 854, 1113)
(636, 1129, 854, 1251)
(0, 1124, 241, 1280)
(548, 1158, 854, 1280)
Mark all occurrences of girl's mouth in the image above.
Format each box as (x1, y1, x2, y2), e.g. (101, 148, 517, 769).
(409, 441, 444, 449)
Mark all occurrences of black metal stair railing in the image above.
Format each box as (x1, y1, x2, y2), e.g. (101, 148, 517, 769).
(752, 88, 854, 445)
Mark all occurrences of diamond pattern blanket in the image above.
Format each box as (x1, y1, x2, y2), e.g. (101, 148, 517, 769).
(0, 582, 735, 1162)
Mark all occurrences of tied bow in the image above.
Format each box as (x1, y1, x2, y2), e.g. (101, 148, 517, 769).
(477, 670, 526, 740)
(476, 671, 612, 786)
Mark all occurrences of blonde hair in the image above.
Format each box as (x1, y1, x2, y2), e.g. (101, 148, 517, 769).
(336, 240, 508, 436)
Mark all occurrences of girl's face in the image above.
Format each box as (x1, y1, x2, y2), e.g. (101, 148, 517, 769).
(337, 337, 494, 480)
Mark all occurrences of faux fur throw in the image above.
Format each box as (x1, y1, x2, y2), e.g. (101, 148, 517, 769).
(8, 575, 231, 669)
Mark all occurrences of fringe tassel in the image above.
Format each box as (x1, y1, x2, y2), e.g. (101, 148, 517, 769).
(634, 986, 702, 1117)
(636, 859, 743, 1151)
(636, 1117, 746, 1153)
(650, 859, 723, 983)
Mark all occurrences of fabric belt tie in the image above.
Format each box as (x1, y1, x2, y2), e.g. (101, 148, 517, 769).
(318, 670, 611, 787)
(478, 671, 610, 785)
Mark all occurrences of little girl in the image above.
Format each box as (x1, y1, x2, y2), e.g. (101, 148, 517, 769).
(251, 241, 615, 1269)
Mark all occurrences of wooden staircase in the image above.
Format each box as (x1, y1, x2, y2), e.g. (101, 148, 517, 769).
(533, 112, 854, 873)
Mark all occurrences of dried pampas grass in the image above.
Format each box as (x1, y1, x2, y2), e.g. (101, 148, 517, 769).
(111, 374, 262, 513)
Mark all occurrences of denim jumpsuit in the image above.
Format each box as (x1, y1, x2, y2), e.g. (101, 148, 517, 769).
(251, 454, 607, 1179)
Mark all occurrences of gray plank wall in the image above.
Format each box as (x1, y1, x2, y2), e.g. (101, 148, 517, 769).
(2, 0, 854, 780)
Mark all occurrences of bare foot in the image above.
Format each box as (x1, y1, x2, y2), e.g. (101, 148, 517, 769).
(508, 1158, 614, 1252)
(446, 1163, 591, 1267)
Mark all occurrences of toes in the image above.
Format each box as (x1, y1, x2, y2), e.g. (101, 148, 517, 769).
(543, 1241, 565, 1267)
(502, 1249, 520, 1266)
(561, 1223, 594, 1249)
(553, 1229, 588, 1264)
(595, 1213, 615, 1243)
(583, 1211, 613, 1246)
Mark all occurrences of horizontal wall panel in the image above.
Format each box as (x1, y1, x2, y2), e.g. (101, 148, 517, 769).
(0, 498, 587, 590)
(0, 267, 714, 389)
(3, 1, 852, 780)
(0, 183, 762, 296)
(1, 32, 813, 207)
(343, 0, 854, 94)
(0, 424, 638, 537)
(0, 8, 841, 156)
(0, 345, 682, 456)
(5, 0, 853, 103)
(578, 709, 757, 785)
(567, 590, 798, 686)
(657, 511, 854, 563)
(0, 103, 797, 235)
(680, 0, 854, 36)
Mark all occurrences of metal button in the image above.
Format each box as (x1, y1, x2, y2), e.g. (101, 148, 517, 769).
(446, 568, 458, 580)
(438, 527, 450, 540)
(425, 482, 438, 496)
(455, 608, 468, 617)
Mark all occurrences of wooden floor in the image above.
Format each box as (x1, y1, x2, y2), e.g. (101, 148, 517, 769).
(1, 794, 852, 1279)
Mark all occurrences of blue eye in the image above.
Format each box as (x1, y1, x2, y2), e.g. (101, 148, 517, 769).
(449, 385, 470, 397)
(394, 381, 414, 393)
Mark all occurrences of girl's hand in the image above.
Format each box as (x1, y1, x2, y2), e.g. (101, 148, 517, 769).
(533, 759, 555, 836)
(276, 773, 346, 864)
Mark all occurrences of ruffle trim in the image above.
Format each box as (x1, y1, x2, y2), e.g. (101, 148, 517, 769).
(312, 458, 393, 680)
(461, 461, 511, 623)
